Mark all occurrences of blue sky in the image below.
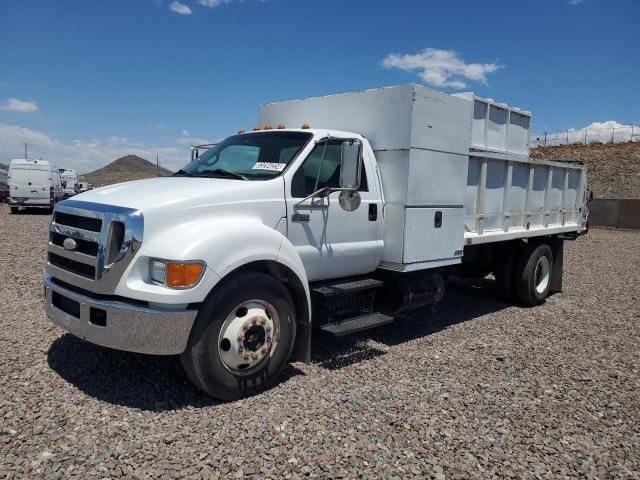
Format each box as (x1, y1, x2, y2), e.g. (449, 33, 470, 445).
(0, 0, 638, 172)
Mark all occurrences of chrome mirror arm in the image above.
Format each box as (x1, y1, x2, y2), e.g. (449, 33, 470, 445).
(295, 187, 331, 208)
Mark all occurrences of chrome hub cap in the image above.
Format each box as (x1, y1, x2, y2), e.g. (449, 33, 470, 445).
(218, 300, 279, 374)
(534, 256, 551, 294)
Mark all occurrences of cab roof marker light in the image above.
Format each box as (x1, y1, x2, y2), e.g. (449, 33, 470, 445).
(276, 123, 286, 129)
(301, 123, 311, 129)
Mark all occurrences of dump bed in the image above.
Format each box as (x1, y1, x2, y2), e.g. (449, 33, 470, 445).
(260, 85, 588, 271)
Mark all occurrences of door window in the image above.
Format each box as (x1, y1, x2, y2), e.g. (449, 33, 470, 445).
(291, 140, 367, 198)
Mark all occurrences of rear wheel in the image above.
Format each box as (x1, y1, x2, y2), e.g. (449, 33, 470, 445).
(10, 207, 19, 214)
(515, 243, 553, 306)
(181, 272, 296, 401)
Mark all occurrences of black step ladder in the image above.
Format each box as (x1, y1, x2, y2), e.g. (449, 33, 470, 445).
(311, 277, 394, 337)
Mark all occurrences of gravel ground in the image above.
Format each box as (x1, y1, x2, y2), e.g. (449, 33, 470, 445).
(1, 206, 639, 479)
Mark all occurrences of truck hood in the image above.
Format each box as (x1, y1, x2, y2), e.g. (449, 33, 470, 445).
(71, 176, 284, 213)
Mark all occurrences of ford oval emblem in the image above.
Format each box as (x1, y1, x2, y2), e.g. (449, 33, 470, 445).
(63, 237, 78, 251)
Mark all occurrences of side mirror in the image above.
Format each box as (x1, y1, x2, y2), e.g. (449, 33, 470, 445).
(340, 140, 362, 190)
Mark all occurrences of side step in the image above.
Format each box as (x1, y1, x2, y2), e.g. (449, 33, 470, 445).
(312, 278, 383, 297)
(320, 312, 394, 337)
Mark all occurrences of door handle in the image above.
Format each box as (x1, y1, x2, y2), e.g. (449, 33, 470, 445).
(368, 204, 377, 221)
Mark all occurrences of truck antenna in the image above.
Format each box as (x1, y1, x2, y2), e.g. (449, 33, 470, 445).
(156, 153, 159, 177)
(24, 142, 27, 159)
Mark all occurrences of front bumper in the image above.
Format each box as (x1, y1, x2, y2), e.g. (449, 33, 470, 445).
(44, 274, 198, 355)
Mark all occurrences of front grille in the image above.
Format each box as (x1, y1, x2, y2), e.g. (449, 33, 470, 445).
(54, 211, 102, 232)
(46, 201, 143, 294)
(50, 231, 99, 256)
(49, 252, 96, 279)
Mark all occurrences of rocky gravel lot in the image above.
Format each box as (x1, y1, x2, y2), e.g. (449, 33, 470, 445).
(0, 206, 639, 479)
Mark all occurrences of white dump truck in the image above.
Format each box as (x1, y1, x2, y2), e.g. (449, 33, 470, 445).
(44, 85, 588, 400)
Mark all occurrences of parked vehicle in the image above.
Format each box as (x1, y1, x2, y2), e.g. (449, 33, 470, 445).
(0, 169, 8, 203)
(59, 169, 79, 197)
(43, 85, 588, 400)
(78, 181, 91, 193)
(8, 159, 64, 213)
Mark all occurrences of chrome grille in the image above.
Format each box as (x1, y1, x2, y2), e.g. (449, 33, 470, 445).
(46, 200, 144, 294)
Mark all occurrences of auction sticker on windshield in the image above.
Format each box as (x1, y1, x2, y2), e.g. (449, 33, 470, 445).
(252, 162, 287, 172)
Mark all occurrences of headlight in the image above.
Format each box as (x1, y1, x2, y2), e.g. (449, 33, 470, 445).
(150, 259, 205, 289)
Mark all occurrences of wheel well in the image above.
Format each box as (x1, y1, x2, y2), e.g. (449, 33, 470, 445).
(211, 261, 311, 363)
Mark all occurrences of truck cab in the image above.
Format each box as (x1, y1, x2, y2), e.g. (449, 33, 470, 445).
(43, 85, 588, 400)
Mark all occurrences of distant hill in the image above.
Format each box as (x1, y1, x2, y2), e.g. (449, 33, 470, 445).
(0, 162, 8, 171)
(80, 155, 173, 186)
(531, 142, 640, 199)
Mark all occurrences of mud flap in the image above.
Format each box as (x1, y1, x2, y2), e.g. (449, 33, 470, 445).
(549, 238, 564, 294)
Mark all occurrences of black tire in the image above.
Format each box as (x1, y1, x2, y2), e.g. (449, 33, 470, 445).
(181, 272, 296, 401)
(515, 242, 553, 306)
(10, 207, 19, 214)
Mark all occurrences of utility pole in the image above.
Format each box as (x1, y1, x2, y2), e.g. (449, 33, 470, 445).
(24, 143, 27, 159)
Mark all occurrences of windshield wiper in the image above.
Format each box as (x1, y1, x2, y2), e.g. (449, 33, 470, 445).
(173, 169, 193, 177)
(199, 169, 248, 180)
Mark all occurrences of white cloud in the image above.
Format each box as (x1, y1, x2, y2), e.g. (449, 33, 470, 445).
(569, 0, 585, 5)
(381, 48, 502, 90)
(0, 98, 39, 113)
(0, 123, 206, 173)
(197, 0, 260, 8)
(531, 121, 640, 146)
(198, 0, 237, 7)
(147, 122, 167, 130)
(169, 1, 192, 15)
(178, 129, 213, 146)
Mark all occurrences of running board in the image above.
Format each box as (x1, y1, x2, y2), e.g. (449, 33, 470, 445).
(320, 313, 394, 337)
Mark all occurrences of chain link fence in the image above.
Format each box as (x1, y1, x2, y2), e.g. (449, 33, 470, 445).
(530, 125, 640, 147)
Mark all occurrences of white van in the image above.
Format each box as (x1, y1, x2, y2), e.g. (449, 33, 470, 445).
(59, 169, 79, 197)
(8, 159, 64, 213)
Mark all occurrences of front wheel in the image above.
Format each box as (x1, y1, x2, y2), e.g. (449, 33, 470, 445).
(181, 272, 296, 401)
(10, 207, 19, 214)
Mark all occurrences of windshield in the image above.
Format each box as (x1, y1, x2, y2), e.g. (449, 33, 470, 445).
(178, 131, 313, 180)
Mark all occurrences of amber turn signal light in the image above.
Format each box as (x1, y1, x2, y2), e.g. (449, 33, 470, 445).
(166, 262, 205, 288)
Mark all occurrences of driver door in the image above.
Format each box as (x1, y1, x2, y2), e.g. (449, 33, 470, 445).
(285, 139, 383, 282)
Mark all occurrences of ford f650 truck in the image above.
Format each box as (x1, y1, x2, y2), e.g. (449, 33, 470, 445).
(44, 85, 588, 400)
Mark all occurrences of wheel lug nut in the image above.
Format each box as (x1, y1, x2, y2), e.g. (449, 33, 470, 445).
(243, 354, 250, 361)
(243, 324, 249, 332)
(252, 318, 257, 325)
(252, 353, 258, 361)
(261, 347, 267, 354)
(259, 318, 265, 326)
(237, 335, 243, 342)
